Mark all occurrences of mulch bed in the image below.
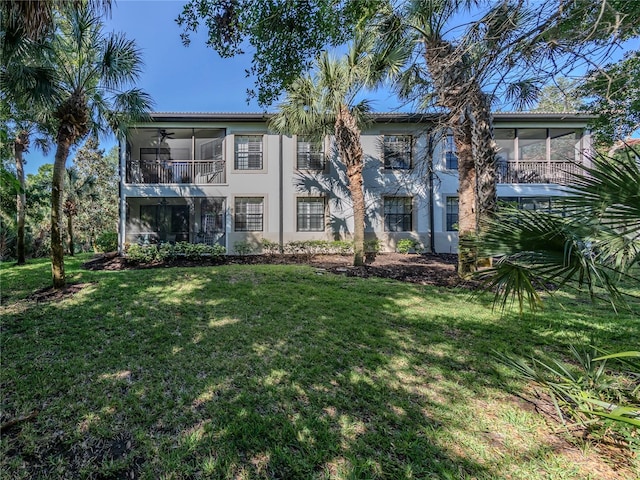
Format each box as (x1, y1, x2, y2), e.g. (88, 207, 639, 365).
(82, 252, 477, 288)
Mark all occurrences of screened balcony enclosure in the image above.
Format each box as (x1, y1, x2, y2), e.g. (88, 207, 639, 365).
(126, 128, 226, 184)
(125, 197, 226, 246)
(494, 128, 584, 185)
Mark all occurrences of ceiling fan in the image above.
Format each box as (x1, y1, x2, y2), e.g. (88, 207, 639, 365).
(159, 129, 175, 141)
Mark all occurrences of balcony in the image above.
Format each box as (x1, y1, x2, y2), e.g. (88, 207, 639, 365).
(127, 159, 226, 184)
(497, 160, 582, 185)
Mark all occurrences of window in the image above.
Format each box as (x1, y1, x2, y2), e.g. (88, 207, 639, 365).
(234, 197, 263, 231)
(139, 203, 189, 240)
(550, 129, 579, 161)
(384, 135, 412, 169)
(446, 197, 458, 231)
(297, 198, 325, 231)
(444, 133, 458, 170)
(495, 129, 515, 162)
(235, 135, 263, 170)
(171, 206, 189, 235)
(140, 205, 158, 231)
(384, 197, 413, 231)
(200, 198, 225, 234)
(519, 129, 547, 161)
(195, 129, 224, 161)
(519, 197, 552, 212)
(497, 196, 566, 216)
(297, 136, 325, 170)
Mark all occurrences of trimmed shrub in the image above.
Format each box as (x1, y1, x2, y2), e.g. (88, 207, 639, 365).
(126, 243, 157, 263)
(126, 241, 226, 263)
(396, 238, 421, 254)
(95, 231, 118, 253)
(283, 240, 353, 256)
(234, 241, 255, 255)
(364, 239, 381, 254)
(261, 239, 280, 255)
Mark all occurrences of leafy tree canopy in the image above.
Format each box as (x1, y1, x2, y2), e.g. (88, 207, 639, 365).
(531, 78, 584, 113)
(580, 50, 640, 144)
(177, 0, 379, 106)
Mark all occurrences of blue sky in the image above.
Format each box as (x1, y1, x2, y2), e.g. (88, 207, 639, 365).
(25, 0, 264, 174)
(24, 0, 401, 174)
(23, 0, 639, 175)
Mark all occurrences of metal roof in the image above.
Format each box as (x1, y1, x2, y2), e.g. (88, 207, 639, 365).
(146, 111, 595, 123)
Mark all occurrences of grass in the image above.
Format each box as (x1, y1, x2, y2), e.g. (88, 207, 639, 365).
(1, 255, 638, 479)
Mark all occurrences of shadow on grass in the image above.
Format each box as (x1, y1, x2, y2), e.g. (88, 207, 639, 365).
(2, 259, 638, 479)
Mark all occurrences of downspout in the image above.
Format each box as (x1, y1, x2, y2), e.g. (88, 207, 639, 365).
(428, 133, 436, 253)
(118, 139, 125, 255)
(278, 134, 284, 253)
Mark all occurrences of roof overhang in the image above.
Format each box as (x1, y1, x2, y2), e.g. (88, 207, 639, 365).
(143, 111, 595, 124)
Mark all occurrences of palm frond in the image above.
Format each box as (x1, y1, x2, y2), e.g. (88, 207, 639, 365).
(563, 151, 640, 232)
(106, 89, 154, 136)
(476, 207, 627, 312)
(477, 258, 543, 313)
(505, 79, 541, 110)
(100, 33, 144, 90)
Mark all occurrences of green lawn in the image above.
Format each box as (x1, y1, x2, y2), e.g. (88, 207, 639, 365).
(1, 255, 638, 479)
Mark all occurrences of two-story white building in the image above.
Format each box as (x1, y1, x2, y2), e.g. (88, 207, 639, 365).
(118, 112, 592, 254)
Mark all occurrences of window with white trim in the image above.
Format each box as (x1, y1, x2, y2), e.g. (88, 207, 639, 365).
(297, 198, 325, 231)
(446, 197, 459, 231)
(444, 133, 458, 170)
(297, 136, 325, 170)
(384, 135, 412, 169)
(234, 197, 263, 231)
(384, 197, 413, 231)
(234, 135, 263, 170)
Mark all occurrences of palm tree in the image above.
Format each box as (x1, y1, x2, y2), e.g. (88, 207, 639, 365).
(270, 35, 405, 266)
(476, 148, 640, 312)
(37, 5, 151, 287)
(375, 0, 576, 276)
(10, 122, 50, 264)
(13, 129, 28, 265)
(63, 166, 96, 256)
(0, 0, 111, 41)
(376, 0, 497, 276)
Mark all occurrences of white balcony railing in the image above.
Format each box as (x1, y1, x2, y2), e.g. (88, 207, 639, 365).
(127, 160, 226, 184)
(498, 160, 581, 185)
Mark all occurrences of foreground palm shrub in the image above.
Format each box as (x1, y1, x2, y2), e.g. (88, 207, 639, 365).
(476, 149, 640, 312)
(496, 347, 640, 452)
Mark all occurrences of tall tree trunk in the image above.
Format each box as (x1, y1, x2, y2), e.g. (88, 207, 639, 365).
(454, 112, 478, 277)
(51, 133, 72, 288)
(424, 39, 479, 276)
(335, 104, 365, 266)
(51, 92, 88, 287)
(67, 214, 74, 256)
(14, 131, 28, 265)
(471, 89, 497, 223)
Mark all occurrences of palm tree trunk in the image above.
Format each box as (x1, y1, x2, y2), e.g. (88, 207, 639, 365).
(335, 104, 365, 266)
(67, 215, 74, 256)
(14, 131, 28, 265)
(51, 133, 72, 288)
(454, 113, 477, 277)
(423, 39, 479, 277)
(471, 89, 497, 223)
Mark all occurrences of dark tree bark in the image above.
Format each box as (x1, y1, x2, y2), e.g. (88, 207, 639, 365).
(66, 210, 75, 256)
(424, 39, 479, 277)
(51, 92, 89, 288)
(51, 134, 72, 287)
(471, 89, 498, 222)
(454, 112, 478, 277)
(14, 130, 28, 265)
(335, 104, 366, 266)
